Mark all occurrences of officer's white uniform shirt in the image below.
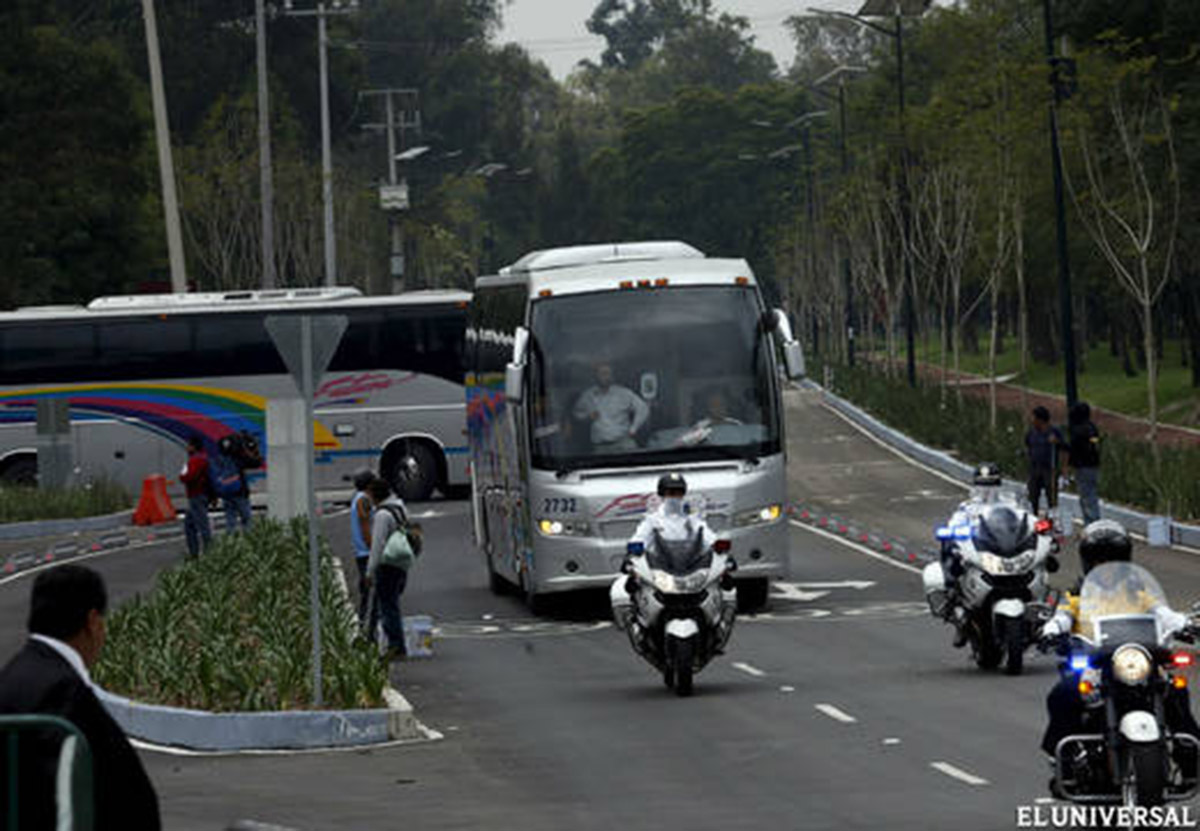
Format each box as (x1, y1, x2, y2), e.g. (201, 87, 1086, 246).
(574, 384, 650, 444)
(631, 498, 717, 559)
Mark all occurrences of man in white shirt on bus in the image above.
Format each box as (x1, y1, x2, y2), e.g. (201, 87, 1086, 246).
(573, 361, 650, 452)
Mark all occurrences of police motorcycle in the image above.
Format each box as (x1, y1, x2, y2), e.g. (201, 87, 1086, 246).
(610, 535, 737, 696)
(1043, 561, 1200, 807)
(923, 476, 1059, 674)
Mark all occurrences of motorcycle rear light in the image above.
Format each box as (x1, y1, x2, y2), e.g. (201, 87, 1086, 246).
(1174, 676, 1189, 690)
(1174, 653, 1194, 668)
(1035, 519, 1053, 534)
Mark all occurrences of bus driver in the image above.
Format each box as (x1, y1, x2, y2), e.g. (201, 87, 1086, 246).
(573, 361, 649, 453)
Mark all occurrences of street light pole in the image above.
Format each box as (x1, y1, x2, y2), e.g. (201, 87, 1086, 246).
(1042, 0, 1078, 411)
(256, 0, 276, 290)
(282, 0, 358, 288)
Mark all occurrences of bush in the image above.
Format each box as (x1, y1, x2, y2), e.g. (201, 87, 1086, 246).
(824, 363, 1200, 521)
(0, 479, 130, 523)
(93, 518, 388, 712)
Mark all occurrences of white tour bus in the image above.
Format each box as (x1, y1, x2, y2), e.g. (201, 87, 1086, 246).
(466, 241, 805, 612)
(0, 288, 470, 501)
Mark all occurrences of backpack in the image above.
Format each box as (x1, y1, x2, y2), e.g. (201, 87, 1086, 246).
(208, 450, 244, 499)
(236, 430, 263, 469)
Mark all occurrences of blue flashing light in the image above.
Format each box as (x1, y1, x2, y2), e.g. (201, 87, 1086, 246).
(1070, 655, 1090, 672)
(935, 527, 953, 540)
(953, 525, 973, 540)
(627, 541, 645, 556)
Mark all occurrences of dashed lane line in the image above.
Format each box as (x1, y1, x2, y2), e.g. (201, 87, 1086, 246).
(930, 761, 990, 787)
(731, 662, 767, 678)
(814, 703, 857, 724)
(789, 519, 923, 576)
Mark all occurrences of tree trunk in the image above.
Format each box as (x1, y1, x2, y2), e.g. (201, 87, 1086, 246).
(1142, 290, 1158, 442)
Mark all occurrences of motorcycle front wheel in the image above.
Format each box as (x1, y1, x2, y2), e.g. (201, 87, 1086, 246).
(1001, 618, 1025, 676)
(970, 616, 1001, 670)
(1125, 744, 1167, 808)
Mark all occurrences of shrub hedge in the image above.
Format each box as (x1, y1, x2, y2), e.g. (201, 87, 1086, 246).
(94, 518, 388, 712)
(0, 479, 130, 523)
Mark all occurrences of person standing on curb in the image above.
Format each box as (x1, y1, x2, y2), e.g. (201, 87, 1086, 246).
(365, 477, 412, 661)
(1068, 401, 1102, 524)
(349, 469, 378, 623)
(0, 564, 161, 830)
(1025, 406, 1064, 516)
(217, 430, 261, 533)
(178, 435, 212, 558)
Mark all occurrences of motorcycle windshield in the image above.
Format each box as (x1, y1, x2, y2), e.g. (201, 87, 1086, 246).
(646, 531, 713, 576)
(1077, 562, 1168, 648)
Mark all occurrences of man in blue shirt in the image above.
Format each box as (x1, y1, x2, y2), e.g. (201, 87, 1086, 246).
(1025, 406, 1064, 515)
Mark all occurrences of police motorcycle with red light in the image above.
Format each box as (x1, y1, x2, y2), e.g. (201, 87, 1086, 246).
(922, 464, 1060, 674)
(1038, 521, 1200, 806)
(611, 473, 738, 696)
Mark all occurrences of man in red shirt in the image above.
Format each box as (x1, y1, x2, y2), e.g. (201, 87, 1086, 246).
(178, 436, 213, 557)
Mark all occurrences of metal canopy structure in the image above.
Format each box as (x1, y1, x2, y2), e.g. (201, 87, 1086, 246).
(857, 0, 931, 16)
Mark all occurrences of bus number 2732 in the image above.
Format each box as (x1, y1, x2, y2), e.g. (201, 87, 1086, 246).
(543, 498, 577, 514)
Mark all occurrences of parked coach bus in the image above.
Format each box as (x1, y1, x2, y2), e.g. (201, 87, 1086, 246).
(0, 288, 470, 501)
(466, 241, 805, 613)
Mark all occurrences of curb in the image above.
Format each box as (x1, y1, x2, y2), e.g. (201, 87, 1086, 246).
(97, 684, 426, 752)
(808, 382, 1200, 549)
(0, 509, 134, 542)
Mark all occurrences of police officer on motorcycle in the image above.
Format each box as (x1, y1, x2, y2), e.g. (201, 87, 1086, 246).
(630, 473, 718, 574)
(1038, 520, 1200, 795)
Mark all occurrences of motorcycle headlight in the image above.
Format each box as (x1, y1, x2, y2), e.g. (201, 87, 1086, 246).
(977, 550, 1034, 576)
(652, 571, 677, 593)
(735, 504, 783, 527)
(537, 518, 590, 537)
(1113, 644, 1153, 685)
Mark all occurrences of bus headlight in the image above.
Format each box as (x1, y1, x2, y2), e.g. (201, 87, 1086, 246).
(537, 518, 590, 537)
(735, 504, 782, 527)
(1113, 645, 1152, 685)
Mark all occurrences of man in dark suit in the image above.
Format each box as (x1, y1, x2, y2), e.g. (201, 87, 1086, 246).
(0, 563, 160, 830)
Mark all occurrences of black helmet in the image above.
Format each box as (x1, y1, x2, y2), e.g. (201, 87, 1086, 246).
(352, 468, 376, 491)
(1078, 519, 1131, 574)
(972, 463, 1002, 487)
(974, 504, 1035, 555)
(657, 472, 687, 497)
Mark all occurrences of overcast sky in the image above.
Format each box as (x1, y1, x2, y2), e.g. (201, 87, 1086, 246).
(497, 0, 871, 81)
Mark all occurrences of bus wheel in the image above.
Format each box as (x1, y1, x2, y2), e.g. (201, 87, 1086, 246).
(737, 579, 770, 612)
(0, 457, 38, 487)
(386, 441, 437, 502)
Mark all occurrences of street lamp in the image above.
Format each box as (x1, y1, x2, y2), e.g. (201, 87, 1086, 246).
(281, 0, 360, 287)
(809, 64, 867, 368)
(809, 1, 930, 386)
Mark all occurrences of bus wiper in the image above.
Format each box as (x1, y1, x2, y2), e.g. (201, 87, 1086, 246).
(707, 444, 760, 466)
(555, 465, 573, 480)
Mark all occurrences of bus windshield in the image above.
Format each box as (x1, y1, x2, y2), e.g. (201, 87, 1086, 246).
(528, 286, 780, 471)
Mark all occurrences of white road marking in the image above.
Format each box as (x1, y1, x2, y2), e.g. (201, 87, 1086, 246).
(790, 519, 923, 576)
(930, 761, 990, 786)
(793, 581, 875, 590)
(883, 737, 902, 746)
(1034, 797, 1055, 805)
(770, 582, 829, 602)
(732, 662, 767, 677)
(779, 685, 796, 693)
(131, 721, 444, 756)
(814, 703, 857, 724)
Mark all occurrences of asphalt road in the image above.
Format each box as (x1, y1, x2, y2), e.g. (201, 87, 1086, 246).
(2, 387, 1198, 830)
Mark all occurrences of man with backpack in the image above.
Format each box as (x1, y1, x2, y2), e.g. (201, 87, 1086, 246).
(212, 430, 263, 534)
(178, 436, 213, 558)
(364, 478, 422, 661)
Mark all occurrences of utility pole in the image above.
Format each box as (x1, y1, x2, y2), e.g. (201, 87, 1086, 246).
(362, 89, 421, 293)
(256, 0, 277, 289)
(1042, 0, 1079, 411)
(282, 0, 359, 287)
(140, 0, 187, 293)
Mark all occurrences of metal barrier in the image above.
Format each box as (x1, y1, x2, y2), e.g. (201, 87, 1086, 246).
(1, 714, 94, 831)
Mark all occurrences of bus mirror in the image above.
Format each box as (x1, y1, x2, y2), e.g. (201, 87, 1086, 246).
(783, 341, 806, 380)
(505, 362, 525, 403)
(511, 326, 530, 365)
(772, 309, 796, 343)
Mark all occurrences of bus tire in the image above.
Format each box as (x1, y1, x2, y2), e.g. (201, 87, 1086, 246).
(0, 457, 38, 487)
(385, 440, 438, 502)
(737, 578, 770, 612)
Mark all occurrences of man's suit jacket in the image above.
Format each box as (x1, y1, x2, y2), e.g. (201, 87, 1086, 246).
(0, 639, 160, 831)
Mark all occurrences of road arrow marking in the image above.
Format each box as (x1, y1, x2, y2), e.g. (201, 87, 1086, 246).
(770, 583, 829, 602)
(792, 581, 876, 590)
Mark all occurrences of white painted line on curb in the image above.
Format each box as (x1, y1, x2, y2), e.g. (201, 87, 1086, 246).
(930, 761, 990, 786)
(790, 519, 923, 576)
(732, 662, 767, 678)
(814, 703, 857, 724)
(131, 720, 444, 757)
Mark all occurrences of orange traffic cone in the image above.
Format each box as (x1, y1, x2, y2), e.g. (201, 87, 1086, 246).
(133, 474, 176, 526)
